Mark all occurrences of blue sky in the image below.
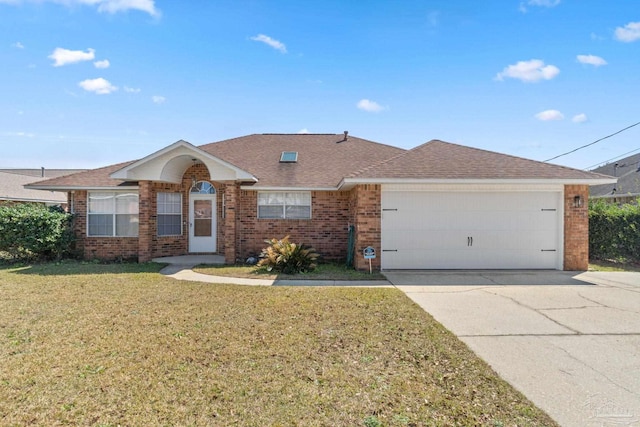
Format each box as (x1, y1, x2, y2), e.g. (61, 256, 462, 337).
(1, 0, 639, 170)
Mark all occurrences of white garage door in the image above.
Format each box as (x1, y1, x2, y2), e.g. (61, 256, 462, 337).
(381, 189, 562, 269)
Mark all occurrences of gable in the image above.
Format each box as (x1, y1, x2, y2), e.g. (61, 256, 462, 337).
(110, 140, 256, 184)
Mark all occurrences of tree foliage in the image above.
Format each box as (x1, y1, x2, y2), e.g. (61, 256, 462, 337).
(0, 203, 75, 261)
(589, 199, 640, 262)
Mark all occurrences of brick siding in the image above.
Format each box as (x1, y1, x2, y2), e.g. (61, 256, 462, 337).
(350, 184, 382, 271)
(564, 184, 589, 270)
(235, 190, 351, 262)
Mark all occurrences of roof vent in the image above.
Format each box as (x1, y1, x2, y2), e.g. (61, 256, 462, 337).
(280, 151, 298, 163)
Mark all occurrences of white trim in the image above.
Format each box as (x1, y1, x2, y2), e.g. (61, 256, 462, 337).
(340, 177, 617, 189)
(25, 185, 139, 191)
(382, 183, 564, 192)
(110, 140, 257, 183)
(241, 186, 338, 191)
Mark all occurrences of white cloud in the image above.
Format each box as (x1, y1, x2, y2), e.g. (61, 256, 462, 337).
(528, 0, 560, 6)
(535, 109, 564, 121)
(124, 86, 141, 93)
(250, 34, 287, 53)
(615, 21, 640, 42)
(298, 128, 310, 134)
(78, 77, 117, 94)
(0, 0, 159, 17)
(572, 113, 588, 123)
(495, 59, 560, 83)
(577, 54, 607, 66)
(357, 99, 386, 113)
(427, 11, 439, 27)
(152, 95, 165, 104)
(49, 47, 95, 66)
(11, 41, 24, 49)
(94, 59, 110, 69)
(519, 0, 560, 13)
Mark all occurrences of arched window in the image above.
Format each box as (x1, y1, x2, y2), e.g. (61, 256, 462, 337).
(190, 181, 216, 194)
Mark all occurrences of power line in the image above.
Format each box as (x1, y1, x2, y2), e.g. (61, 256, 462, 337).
(584, 146, 640, 170)
(543, 120, 640, 163)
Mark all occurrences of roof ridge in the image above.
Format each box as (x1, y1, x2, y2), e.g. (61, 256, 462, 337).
(346, 139, 438, 178)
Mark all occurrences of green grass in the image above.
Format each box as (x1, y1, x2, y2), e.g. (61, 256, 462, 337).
(0, 261, 558, 426)
(194, 262, 387, 281)
(589, 259, 640, 272)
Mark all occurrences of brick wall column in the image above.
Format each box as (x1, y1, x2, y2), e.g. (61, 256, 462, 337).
(564, 184, 589, 271)
(351, 184, 382, 271)
(224, 182, 238, 264)
(138, 180, 152, 262)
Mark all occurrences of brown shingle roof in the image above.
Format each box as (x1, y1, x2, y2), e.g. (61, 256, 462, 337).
(27, 136, 614, 191)
(199, 134, 406, 187)
(348, 140, 614, 180)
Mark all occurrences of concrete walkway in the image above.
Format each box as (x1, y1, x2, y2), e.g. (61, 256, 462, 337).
(393, 271, 640, 427)
(153, 255, 392, 287)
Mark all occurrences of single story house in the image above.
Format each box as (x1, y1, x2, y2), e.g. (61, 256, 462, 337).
(0, 168, 84, 207)
(27, 133, 615, 271)
(590, 153, 640, 204)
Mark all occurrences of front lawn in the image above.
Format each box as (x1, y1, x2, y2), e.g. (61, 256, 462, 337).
(194, 262, 387, 281)
(0, 262, 557, 426)
(589, 259, 640, 272)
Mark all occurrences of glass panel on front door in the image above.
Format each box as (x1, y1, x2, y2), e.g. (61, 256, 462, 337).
(193, 199, 212, 237)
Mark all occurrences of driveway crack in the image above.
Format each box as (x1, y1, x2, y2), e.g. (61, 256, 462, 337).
(479, 289, 581, 334)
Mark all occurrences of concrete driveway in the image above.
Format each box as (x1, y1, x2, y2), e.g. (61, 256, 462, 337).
(386, 271, 640, 427)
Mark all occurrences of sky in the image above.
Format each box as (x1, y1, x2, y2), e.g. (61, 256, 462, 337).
(1, 0, 639, 171)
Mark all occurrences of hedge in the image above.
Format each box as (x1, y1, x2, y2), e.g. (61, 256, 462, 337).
(0, 203, 75, 261)
(589, 199, 640, 262)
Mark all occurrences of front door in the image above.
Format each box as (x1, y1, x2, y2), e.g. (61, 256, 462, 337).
(189, 193, 216, 253)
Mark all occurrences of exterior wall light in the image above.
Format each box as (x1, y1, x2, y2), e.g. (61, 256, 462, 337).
(573, 195, 583, 208)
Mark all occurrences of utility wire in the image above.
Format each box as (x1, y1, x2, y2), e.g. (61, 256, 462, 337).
(543, 120, 640, 163)
(584, 146, 640, 170)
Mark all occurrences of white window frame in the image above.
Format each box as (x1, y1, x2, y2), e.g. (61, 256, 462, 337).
(157, 192, 183, 237)
(87, 191, 139, 237)
(257, 191, 312, 219)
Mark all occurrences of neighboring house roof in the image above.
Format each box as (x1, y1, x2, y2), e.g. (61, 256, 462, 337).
(0, 168, 85, 178)
(344, 140, 615, 183)
(26, 134, 616, 192)
(0, 170, 80, 204)
(590, 152, 640, 199)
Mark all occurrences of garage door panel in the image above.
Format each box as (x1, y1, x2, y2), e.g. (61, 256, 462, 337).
(381, 190, 561, 270)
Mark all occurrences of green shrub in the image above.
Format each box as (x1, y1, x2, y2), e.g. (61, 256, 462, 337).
(589, 199, 640, 262)
(0, 203, 75, 261)
(257, 235, 319, 274)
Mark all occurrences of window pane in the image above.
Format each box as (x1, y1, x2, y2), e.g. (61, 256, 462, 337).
(258, 192, 284, 205)
(89, 193, 113, 213)
(158, 214, 181, 236)
(258, 205, 284, 219)
(158, 193, 181, 214)
(286, 192, 311, 206)
(116, 214, 138, 237)
(88, 214, 113, 236)
(116, 193, 139, 214)
(286, 205, 311, 219)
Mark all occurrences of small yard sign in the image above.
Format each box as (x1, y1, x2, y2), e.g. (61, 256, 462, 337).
(363, 246, 376, 274)
(363, 246, 376, 259)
